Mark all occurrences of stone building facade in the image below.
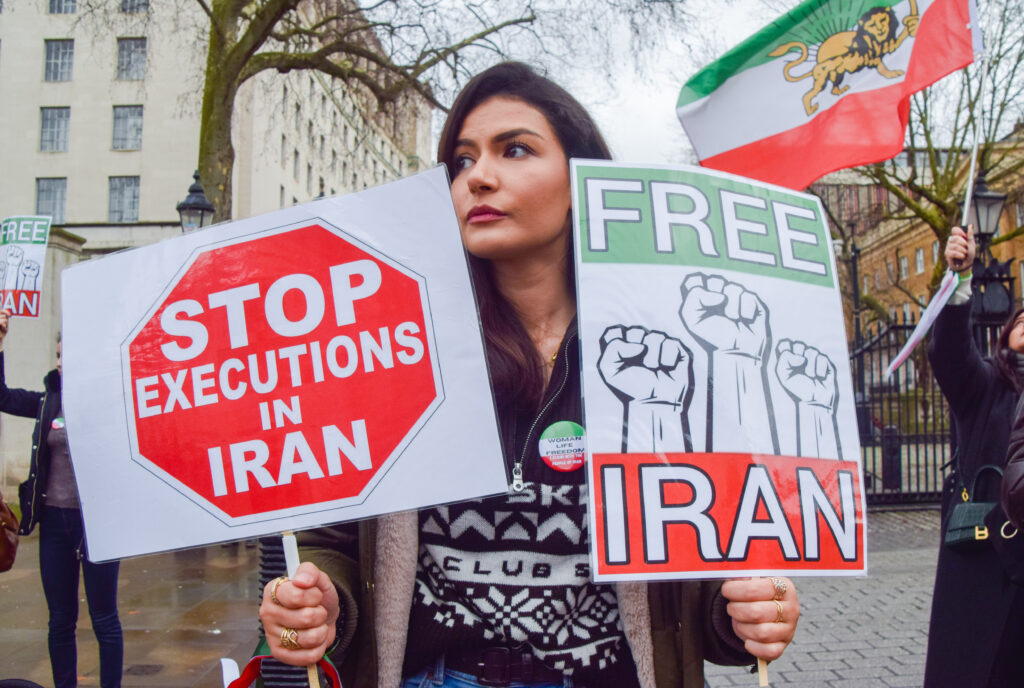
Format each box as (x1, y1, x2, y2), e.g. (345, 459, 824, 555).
(0, 0, 433, 483)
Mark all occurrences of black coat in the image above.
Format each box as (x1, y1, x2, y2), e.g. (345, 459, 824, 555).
(0, 351, 62, 535)
(924, 302, 1024, 687)
(1001, 397, 1024, 529)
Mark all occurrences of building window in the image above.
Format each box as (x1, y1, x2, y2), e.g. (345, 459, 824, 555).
(293, 149, 299, 181)
(279, 185, 285, 208)
(281, 135, 287, 168)
(915, 247, 924, 274)
(903, 302, 912, 322)
(48, 0, 76, 13)
(116, 38, 146, 80)
(307, 121, 313, 149)
(108, 176, 139, 222)
(36, 178, 67, 223)
(306, 163, 312, 195)
(898, 256, 908, 280)
(932, 240, 940, 265)
(44, 39, 74, 81)
(120, 0, 148, 12)
(874, 270, 880, 289)
(863, 276, 870, 295)
(40, 107, 70, 152)
(112, 105, 143, 150)
(294, 104, 301, 131)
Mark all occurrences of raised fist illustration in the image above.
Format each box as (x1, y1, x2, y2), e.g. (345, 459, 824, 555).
(2, 246, 24, 291)
(598, 325, 693, 409)
(679, 273, 769, 359)
(775, 339, 837, 410)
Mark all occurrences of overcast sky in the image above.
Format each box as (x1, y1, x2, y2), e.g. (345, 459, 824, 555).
(570, 0, 785, 164)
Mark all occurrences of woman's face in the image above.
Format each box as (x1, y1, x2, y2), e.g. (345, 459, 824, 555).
(449, 96, 571, 263)
(1009, 313, 1024, 354)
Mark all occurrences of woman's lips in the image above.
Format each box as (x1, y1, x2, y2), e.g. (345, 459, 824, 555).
(467, 205, 506, 223)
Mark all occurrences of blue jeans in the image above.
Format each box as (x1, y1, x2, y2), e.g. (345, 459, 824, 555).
(401, 655, 572, 688)
(39, 506, 123, 688)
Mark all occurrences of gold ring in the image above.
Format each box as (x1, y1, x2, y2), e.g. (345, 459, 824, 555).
(270, 576, 288, 606)
(281, 627, 302, 651)
(773, 600, 784, 624)
(769, 576, 788, 601)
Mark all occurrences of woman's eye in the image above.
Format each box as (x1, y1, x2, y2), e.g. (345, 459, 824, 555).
(505, 142, 530, 158)
(454, 155, 474, 172)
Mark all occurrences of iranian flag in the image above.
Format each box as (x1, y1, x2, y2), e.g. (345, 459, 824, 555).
(677, 0, 983, 190)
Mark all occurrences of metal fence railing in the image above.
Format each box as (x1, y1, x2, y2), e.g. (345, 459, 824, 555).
(851, 313, 1004, 505)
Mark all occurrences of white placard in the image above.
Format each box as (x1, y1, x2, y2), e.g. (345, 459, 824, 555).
(62, 168, 507, 561)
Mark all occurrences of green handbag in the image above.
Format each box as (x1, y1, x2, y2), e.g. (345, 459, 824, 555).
(944, 464, 1003, 548)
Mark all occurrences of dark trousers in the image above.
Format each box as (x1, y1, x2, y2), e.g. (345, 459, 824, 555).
(39, 506, 123, 688)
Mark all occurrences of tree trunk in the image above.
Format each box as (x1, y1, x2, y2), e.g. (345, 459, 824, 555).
(197, 22, 239, 223)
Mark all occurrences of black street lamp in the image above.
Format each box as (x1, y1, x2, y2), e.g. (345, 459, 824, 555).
(959, 175, 1013, 325)
(960, 175, 1007, 250)
(176, 170, 216, 233)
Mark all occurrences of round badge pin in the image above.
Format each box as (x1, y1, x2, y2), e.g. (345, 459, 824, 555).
(538, 421, 585, 472)
(51, 417, 65, 430)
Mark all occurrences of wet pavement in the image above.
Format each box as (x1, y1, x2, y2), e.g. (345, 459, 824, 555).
(706, 507, 941, 687)
(0, 538, 260, 687)
(0, 508, 941, 687)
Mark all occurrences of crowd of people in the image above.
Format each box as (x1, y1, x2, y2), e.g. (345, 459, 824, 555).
(1, 60, 1023, 688)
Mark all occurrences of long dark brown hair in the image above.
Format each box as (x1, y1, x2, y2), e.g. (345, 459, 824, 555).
(994, 307, 1024, 392)
(438, 62, 612, 412)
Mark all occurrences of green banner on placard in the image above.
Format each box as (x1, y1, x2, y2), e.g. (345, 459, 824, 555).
(572, 162, 834, 288)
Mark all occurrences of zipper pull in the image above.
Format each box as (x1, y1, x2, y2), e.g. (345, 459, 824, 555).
(511, 463, 525, 492)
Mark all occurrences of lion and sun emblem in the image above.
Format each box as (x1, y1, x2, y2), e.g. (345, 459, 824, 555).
(769, 0, 920, 116)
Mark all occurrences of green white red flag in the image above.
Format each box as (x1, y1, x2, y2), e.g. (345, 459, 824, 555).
(676, 0, 983, 190)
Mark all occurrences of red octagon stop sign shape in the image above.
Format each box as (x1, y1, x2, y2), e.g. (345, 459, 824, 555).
(122, 223, 441, 523)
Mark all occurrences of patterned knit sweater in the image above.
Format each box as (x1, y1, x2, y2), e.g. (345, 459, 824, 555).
(403, 483, 639, 687)
(402, 324, 640, 687)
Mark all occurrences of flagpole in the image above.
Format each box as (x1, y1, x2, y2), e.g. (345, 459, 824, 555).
(885, 8, 989, 380)
(960, 59, 987, 231)
(959, 18, 990, 234)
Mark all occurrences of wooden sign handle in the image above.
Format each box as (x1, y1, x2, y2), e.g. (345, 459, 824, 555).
(282, 531, 323, 688)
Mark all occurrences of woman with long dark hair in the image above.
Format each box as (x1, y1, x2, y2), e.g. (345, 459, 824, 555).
(924, 226, 1024, 687)
(257, 62, 799, 688)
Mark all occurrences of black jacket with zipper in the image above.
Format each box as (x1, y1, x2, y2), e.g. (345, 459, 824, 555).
(0, 351, 61, 535)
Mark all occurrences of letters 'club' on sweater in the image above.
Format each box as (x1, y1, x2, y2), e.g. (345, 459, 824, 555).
(676, 0, 982, 190)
